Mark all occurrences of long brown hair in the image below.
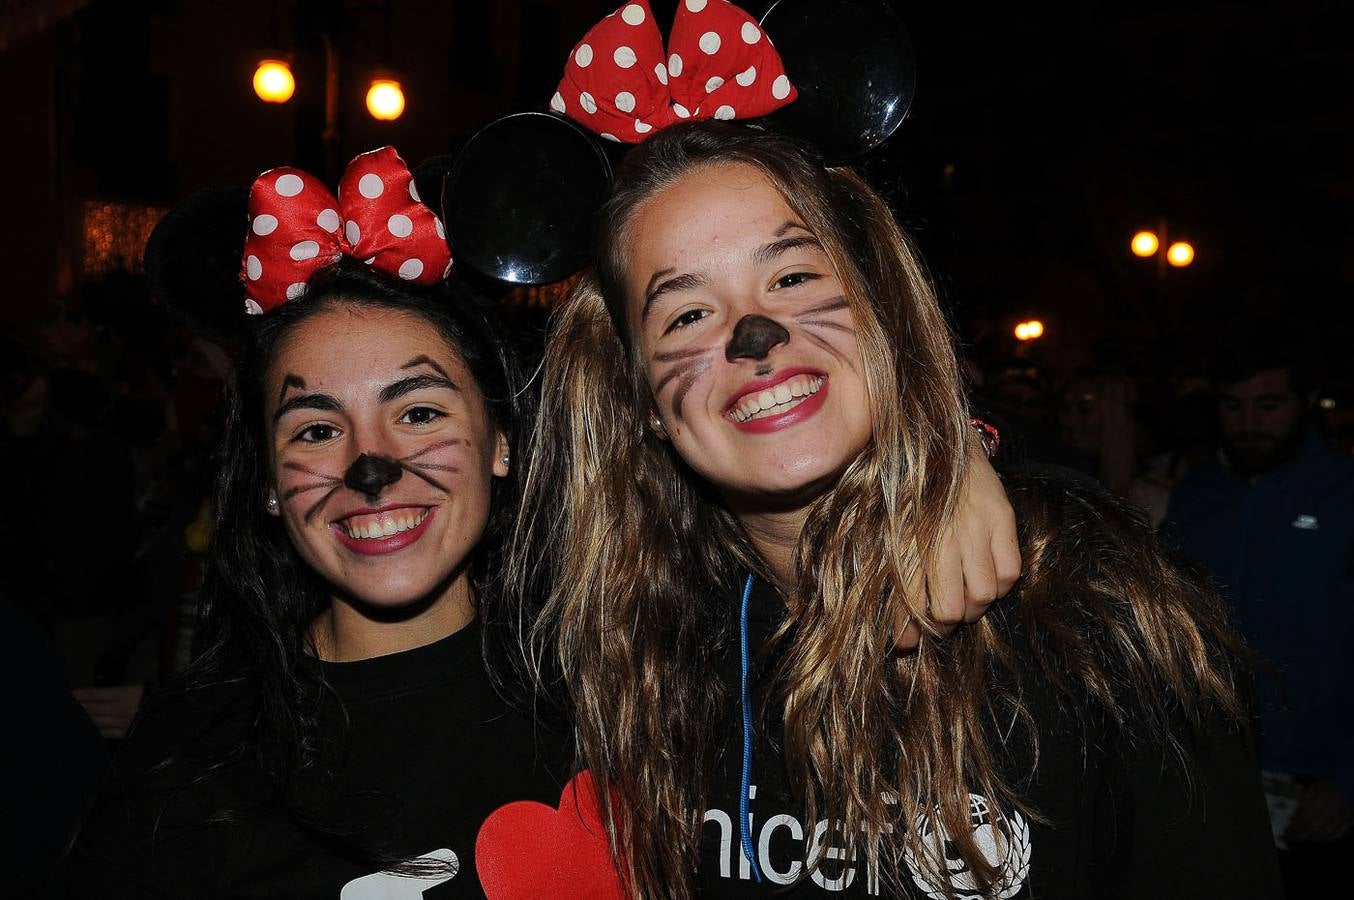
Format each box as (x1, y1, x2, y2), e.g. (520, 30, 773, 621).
(508, 122, 1246, 898)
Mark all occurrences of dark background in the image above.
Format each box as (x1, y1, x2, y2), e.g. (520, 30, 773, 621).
(1, 0, 1351, 380)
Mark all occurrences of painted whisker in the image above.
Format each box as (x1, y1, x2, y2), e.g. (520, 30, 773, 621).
(304, 486, 341, 522)
(283, 461, 342, 479)
(402, 463, 449, 493)
(653, 347, 711, 362)
(801, 330, 848, 357)
(652, 347, 714, 421)
(278, 462, 344, 519)
(798, 319, 855, 334)
(282, 481, 340, 501)
(404, 462, 460, 473)
(400, 439, 466, 463)
(670, 357, 712, 420)
(796, 297, 850, 317)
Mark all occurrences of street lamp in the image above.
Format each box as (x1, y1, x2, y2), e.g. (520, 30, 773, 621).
(253, 59, 295, 104)
(1130, 219, 1196, 277)
(366, 79, 405, 121)
(1130, 231, 1159, 258)
(1014, 320, 1045, 341)
(1166, 241, 1195, 267)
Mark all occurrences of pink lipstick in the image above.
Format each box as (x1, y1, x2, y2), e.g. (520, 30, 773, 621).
(331, 505, 436, 556)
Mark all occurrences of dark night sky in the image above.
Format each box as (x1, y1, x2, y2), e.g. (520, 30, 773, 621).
(3, 0, 1351, 379)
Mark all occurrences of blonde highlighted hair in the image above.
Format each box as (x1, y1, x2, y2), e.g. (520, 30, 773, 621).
(508, 122, 1245, 898)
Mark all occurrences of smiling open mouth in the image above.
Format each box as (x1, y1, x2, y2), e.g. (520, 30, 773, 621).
(338, 508, 430, 540)
(729, 374, 825, 423)
(331, 506, 436, 556)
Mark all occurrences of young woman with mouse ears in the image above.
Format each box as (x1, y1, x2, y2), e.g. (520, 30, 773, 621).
(502, 2, 1281, 897)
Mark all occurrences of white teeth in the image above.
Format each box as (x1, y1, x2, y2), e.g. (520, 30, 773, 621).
(730, 375, 825, 422)
(340, 508, 429, 540)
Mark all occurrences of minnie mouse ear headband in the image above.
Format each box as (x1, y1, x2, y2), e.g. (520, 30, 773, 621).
(241, 146, 451, 314)
(443, 0, 916, 286)
(549, 0, 797, 143)
(146, 147, 454, 339)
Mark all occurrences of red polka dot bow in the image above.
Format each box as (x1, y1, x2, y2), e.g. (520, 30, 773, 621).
(552, 0, 797, 144)
(240, 146, 451, 314)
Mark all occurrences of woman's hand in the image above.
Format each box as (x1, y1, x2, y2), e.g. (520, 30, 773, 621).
(896, 446, 1022, 650)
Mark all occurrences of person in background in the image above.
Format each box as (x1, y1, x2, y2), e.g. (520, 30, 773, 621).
(1165, 325, 1354, 892)
(1127, 381, 1217, 530)
(971, 361, 1091, 483)
(1057, 369, 1140, 498)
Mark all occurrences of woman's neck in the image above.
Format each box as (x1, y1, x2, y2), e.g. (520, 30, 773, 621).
(311, 573, 476, 663)
(734, 505, 809, 594)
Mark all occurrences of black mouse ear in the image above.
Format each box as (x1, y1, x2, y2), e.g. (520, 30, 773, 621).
(412, 153, 456, 221)
(143, 186, 251, 347)
(442, 111, 612, 286)
(761, 0, 916, 162)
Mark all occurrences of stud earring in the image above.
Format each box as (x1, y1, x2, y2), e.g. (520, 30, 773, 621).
(648, 413, 666, 435)
(501, 455, 510, 466)
(266, 493, 279, 512)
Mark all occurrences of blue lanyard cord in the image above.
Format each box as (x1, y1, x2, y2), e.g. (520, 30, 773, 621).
(739, 573, 764, 883)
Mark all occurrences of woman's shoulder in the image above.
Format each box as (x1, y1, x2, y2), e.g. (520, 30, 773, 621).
(990, 465, 1248, 734)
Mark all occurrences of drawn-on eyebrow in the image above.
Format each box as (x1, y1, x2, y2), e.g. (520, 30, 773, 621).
(277, 374, 306, 407)
(273, 392, 342, 424)
(642, 270, 709, 322)
(378, 374, 460, 404)
(400, 355, 450, 378)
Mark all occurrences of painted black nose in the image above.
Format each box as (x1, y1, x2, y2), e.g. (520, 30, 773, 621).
(343, 454, 404, 498)
(725, 314, 790, 363)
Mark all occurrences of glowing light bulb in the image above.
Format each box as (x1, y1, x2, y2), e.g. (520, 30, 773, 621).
(1166, 241, 1195, 267)
(366, 79, 405, 121)
(1014, 320, 1045, 341)
(1131, 231, 1159, 258)
(253, 60, 295, 104)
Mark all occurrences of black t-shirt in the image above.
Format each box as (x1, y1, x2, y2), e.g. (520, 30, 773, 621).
(66, 619, 572, 899)
(697, 578, 1283, 898)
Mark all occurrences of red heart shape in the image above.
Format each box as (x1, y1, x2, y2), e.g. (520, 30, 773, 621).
(476, 770, 627, 899)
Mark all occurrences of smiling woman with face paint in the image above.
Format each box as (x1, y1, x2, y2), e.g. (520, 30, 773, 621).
(512, 123, 1281, 898)
(265, 298, 507, 661)
(66, 153, 571, 899)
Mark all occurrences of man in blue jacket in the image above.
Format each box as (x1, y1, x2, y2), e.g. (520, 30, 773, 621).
(1165, 337, 1353, 891)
